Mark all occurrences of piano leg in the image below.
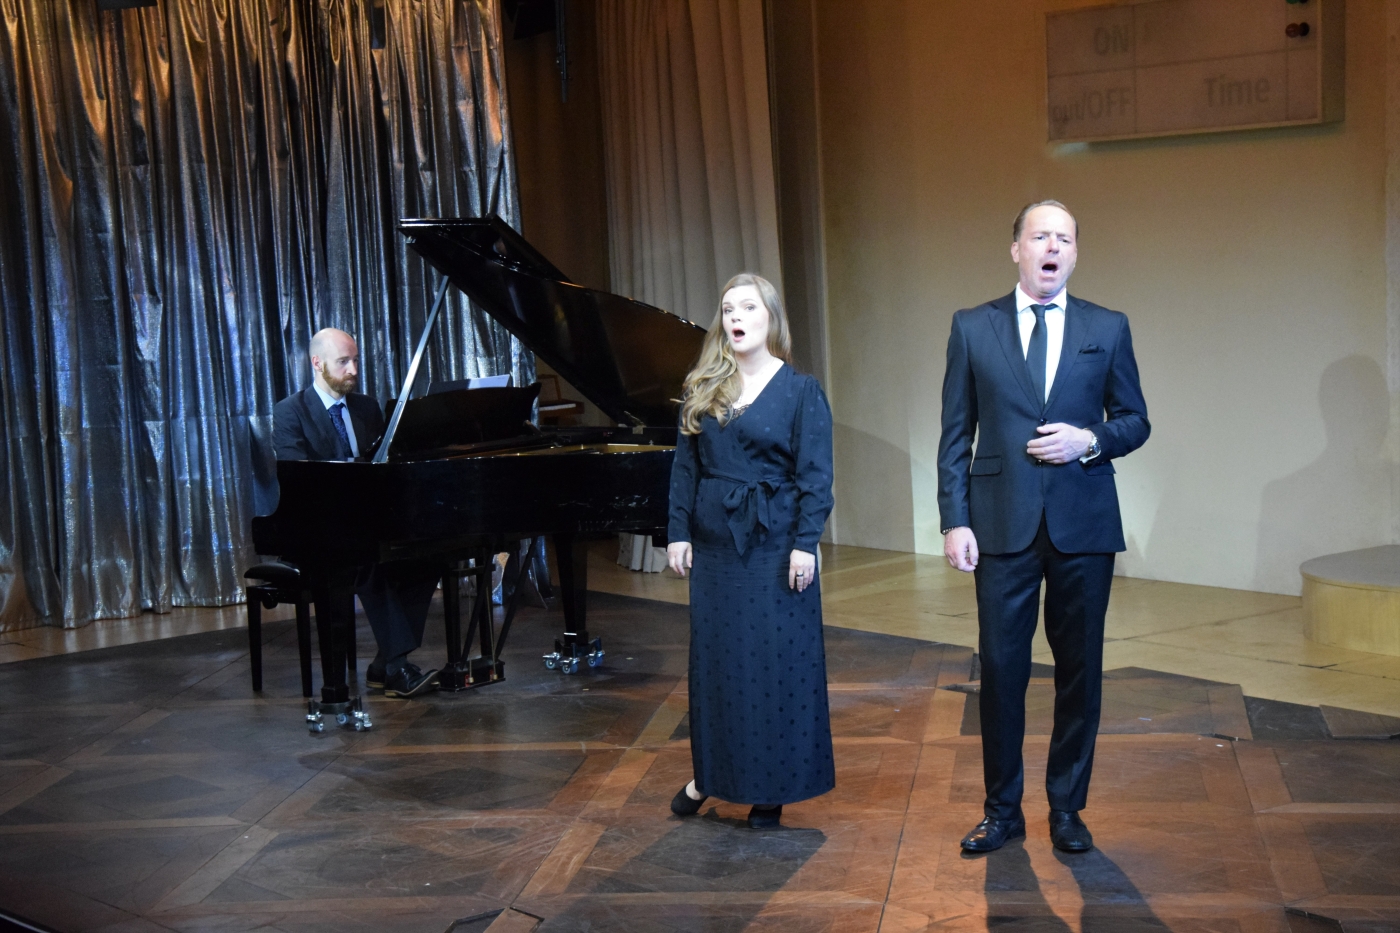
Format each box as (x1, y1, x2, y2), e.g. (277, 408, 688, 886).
(306, 572, 372, 733)
(441, 563, 465, 685)
(311, 575, 355, 705)
(547, 534, 603, 674)
(439, 554, 506, 691)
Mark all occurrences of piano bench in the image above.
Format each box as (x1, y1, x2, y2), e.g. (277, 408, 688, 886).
(245, 560, 332, 698)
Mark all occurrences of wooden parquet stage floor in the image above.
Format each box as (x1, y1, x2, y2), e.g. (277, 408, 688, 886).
(0, 592, 1397, 933)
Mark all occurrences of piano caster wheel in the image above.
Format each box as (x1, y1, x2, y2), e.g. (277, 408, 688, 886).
(561, 656, 581, 674)
(307, 698, 371, 733)
(587, 649, 604, 668)
(351, 696, 373, 732)
(543, 652, 561, 670)
(307, 701, 325, 735)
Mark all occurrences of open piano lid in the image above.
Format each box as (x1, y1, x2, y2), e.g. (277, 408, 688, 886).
(398, 216, 708, 428)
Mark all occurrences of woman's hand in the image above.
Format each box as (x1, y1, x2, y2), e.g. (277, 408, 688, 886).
(788, 549, 816, 592)
(667, 541, 693, 577)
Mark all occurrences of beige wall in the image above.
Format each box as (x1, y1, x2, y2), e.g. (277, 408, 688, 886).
(813, 0, 1393, 594)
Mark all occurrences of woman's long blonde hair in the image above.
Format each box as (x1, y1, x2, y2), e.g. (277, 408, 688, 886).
(678, 273, 792, 435)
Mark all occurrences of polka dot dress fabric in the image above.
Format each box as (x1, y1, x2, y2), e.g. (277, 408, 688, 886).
(668, 365, 837, 806)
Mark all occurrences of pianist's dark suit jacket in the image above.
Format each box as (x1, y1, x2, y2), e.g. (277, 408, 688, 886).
(936, 292, 1150, 554)
(271, 386, 436, 665)
(273, 387, 384, 462)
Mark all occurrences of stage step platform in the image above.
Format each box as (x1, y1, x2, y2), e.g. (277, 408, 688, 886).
(1302, 545, 1400, 656)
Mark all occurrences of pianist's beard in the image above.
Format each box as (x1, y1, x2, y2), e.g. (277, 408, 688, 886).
(323, 370, 358, 397)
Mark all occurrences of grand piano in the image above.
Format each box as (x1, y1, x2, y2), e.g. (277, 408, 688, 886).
(251, 216, 707, 729)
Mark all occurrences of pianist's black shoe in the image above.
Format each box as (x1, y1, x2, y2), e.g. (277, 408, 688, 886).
(670, 784, 707, 816)
(365, 660, 386, 690)
(383, 663, 439, 699)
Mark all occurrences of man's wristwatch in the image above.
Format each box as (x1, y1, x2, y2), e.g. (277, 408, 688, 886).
(1082, 431, 1101, 461)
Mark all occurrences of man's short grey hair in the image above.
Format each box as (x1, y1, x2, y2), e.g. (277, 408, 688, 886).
(1013, 200, 1078, 240)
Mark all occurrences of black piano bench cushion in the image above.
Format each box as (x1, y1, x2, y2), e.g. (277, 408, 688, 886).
(244, 561, 302, 591)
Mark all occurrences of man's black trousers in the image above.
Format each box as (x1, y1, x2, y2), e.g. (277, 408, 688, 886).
(973, 516, 1115, 820)
(354, 562, 440, 670)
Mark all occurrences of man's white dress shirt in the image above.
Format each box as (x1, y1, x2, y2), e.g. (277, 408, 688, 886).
(312, 382, 359, 459)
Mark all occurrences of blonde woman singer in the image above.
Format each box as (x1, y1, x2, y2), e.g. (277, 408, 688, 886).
(666, 273, 836, 829)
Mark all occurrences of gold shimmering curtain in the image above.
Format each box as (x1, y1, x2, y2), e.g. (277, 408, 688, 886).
(0, 0, 530, 630)
(596, 0, 782, 323)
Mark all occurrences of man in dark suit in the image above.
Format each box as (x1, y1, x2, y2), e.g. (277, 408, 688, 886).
(273, 327, 440, 698)
(937, 201, 1150, 853)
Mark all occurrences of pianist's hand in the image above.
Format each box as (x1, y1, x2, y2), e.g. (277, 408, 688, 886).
(667, 541, 693, 577)
(789, 549, 816, 593)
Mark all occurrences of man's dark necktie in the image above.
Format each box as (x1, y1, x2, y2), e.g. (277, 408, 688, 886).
(329, 401, 354, 460)
(1027, 303, 1050, 407)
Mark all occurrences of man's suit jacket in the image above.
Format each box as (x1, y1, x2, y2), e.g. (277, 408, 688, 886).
(936, 292, 1150, 555)
(273, 387, 385, 462)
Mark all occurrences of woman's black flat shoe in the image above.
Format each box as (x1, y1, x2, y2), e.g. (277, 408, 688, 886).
(671, 786, 707, 816)
(748, 804, 782, 829)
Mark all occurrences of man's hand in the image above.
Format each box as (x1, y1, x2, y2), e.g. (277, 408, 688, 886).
(667, 541, 693, 577)
(1027, 423, 1095, 464)
(789, 549, 817, 592)
(944, 526, 979, 572)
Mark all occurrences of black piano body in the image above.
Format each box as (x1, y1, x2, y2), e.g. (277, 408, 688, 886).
(251, 216, 707, 710)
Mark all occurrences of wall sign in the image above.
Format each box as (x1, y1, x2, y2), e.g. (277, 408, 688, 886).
(1046, 0, 1343, 143)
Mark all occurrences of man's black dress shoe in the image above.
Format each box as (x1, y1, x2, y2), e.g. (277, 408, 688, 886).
(383, 663, 439, 698)
(670, 785, 708, 816)
(960, 816, 1026, 852)
(748, 804, 782, 829)
(365, 661, 386, 690)
(1048, 809, 1093, 852)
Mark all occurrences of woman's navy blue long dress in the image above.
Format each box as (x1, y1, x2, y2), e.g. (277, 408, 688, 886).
(667, 364, 836, 806)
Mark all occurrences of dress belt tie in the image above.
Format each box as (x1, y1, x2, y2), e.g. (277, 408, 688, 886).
(702, 468, 789, 556)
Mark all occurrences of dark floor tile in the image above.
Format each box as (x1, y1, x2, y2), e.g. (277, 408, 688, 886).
(312, 750, 589, 813)
(0, 826, 245, 910)
(1246, 697, 1331, 741)
(822, 628, 971, 686)
(1, 753, 329, 825)
(1303, 819, 1400, 896)
(0, 710, 118, 761)
(960, 669, 1249, 739)
(0, 629, 251, 710)
(533, 901, 875, 932)
(391, 693, 642, 747)
(168, 906, 486, 933)
(213, 823, 552, 902)
(569, 818, 826, 894)
(1320, 706, 1400, 740)
(1271, 742, 1400, 803)
(1084, 744, 1212, 803)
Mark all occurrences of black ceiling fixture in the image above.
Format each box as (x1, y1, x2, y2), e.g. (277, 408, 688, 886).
(503, 0, 569, 102)
(96, 0, 157, 10)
